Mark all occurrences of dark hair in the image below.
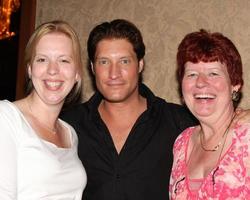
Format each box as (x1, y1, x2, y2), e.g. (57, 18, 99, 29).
(177, 29, 243, 90)
(87, 19, 145, 62)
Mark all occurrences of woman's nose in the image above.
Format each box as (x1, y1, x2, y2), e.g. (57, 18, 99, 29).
(47, 61, 59, 75)
(196, 74, 208, 88)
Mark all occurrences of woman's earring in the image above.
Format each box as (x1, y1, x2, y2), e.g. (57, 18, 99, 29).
(232, 90, 240, 101)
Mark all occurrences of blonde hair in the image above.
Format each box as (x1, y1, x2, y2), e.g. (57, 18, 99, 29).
(24, 20, 83, 105)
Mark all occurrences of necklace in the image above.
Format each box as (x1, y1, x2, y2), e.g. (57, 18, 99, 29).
(199, 113, 235, 152)
(26, 99, 58, 135)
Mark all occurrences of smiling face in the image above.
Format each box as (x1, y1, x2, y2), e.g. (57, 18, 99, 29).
(92, 38, 143, 103)
(182, 61, 240, 123)
(28, 33, 79, 105)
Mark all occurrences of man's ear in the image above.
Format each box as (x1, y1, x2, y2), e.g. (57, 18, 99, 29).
(138, 59, 144, 73)
(91, 62, 95, 74)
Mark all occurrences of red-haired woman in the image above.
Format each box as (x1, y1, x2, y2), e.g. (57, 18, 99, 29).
(169, 29, 250, 199)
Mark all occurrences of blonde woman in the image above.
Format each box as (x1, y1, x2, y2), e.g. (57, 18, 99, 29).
(0, 20, 86, 199)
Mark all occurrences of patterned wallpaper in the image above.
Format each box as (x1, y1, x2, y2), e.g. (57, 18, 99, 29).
(36, 0, 250, 108)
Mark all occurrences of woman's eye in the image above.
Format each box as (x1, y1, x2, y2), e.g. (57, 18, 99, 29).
(36, 58, 46, 62)
(61, 59, 70, 63)
(186, 73, 197, 77)
(209, 72, 219, 76)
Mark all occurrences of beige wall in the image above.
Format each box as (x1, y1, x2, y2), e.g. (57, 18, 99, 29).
(36, 0, 250, 108)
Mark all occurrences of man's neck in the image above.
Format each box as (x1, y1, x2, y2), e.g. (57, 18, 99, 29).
(98, 95, 147, 154)
(99, 95, 146, 118)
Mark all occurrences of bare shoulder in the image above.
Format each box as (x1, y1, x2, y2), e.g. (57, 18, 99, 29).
(13, 99, 28, 116)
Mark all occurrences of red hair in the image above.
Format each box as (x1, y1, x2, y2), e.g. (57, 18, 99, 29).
(177, 29, 243, 89)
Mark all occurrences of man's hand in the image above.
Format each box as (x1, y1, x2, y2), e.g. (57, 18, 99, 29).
(233, 107, 250, 125)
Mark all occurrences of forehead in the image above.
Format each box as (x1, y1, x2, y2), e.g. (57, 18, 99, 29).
(36, 33, 73, 51)
(95, 38, 135, 58)
(185, 61, 227, 71)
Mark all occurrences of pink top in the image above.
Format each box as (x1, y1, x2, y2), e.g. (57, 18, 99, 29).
(169, 123, 250, 200)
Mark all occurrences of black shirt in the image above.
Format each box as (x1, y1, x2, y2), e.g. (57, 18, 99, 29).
(61, 84, 197, 200)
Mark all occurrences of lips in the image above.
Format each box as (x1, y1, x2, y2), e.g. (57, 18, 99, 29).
(44, 80, 63, 90)
(106, 80, 125, 86)
(194, 93, 216, 99)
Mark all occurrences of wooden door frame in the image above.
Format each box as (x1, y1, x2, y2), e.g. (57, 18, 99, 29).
(15, 0, 36, 100)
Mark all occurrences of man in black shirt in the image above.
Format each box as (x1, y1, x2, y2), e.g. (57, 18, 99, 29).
(61, 19, 197, 200)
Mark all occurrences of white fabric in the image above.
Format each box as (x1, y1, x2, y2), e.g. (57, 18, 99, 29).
(0, 100, 87, 200)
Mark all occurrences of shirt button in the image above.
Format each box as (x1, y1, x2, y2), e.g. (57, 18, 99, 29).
(116, 174, 120, 179)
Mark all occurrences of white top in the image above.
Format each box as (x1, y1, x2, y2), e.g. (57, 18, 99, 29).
(0, 100, 87, 200)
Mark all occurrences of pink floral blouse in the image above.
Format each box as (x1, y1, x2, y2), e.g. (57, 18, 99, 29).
(169, 123, 250, 200)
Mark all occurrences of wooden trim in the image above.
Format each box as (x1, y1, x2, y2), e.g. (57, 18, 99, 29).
(15, 0, 36, 100)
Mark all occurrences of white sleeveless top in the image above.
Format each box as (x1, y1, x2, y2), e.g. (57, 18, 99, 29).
(0, 100, 87, 199)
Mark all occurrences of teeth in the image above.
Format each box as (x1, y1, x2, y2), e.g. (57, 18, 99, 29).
(194, 94, 215, 99)
(45, 81, 62, 87)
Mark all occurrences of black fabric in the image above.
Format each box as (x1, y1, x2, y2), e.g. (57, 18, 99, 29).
(61, 84, 197, 200)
